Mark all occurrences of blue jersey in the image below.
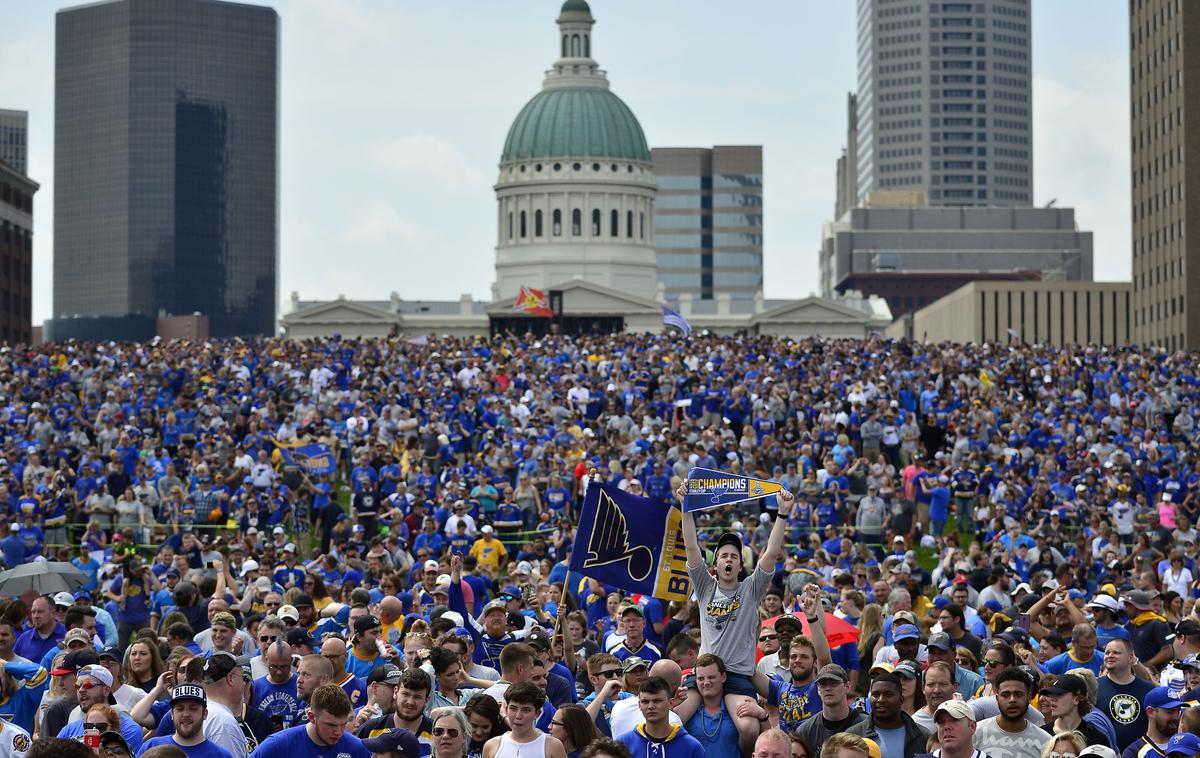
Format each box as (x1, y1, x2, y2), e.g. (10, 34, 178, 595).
(254, 724, 371, 758)
(0, 662, 48, 733)
(252, 674, 302, 728)
(346, 647, 388, 680)
(767, 678, 822, 732)
(137, 737, 235, 758)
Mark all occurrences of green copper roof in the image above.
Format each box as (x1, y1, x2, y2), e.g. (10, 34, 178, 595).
(560, 0, 592, 12)
(501, 88, 651, 163)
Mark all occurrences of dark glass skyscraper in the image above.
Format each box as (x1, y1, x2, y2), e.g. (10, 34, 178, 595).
(52, 0, 278, 340)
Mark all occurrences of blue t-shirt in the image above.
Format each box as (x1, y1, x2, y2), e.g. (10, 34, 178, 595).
(685, 703, 740, 758)
(875, 726, 906, 758)
(137, 737, 235, 758)
(766, 678, 821, 732)
(254, 725, 371, 758)
(252, 674, 302, 728)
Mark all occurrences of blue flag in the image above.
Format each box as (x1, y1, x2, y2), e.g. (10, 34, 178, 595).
(663, 306, 692, 337)
(569, 482, 691, 602)
(683, 467, 783, 512)
(276, 442, 336, 476)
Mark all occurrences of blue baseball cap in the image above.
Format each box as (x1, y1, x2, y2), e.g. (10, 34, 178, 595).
(932, 596, 950, 609)
(893, 624, 920, 641)
(983, 599, 1004, 613)
(1167, 733, 1200, 757)
(1145, 686, 1185, 710)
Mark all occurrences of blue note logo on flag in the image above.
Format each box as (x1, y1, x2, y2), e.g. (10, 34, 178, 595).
(570, 482, 691, 602)
(684, 467, 783, 512)
(276, 442, 336, 476)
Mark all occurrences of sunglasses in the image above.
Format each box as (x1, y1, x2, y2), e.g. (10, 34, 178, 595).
(84, 722, 110, 731)
(595, 669, 621, 679)
(432, 728, 460, 737)
(259, 635, 278, 643)
(982, 660, 1005, 668)
(758, 634, 778, 642)
(1048, 753, 1077, 758)
(76, 681, 101, 690)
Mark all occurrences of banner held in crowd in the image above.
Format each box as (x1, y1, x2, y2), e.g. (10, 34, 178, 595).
(273, 440, 337, 476)
(684, 467, 783, 512)
(515, 285, 554, 317)
(569, 481, 691, 602)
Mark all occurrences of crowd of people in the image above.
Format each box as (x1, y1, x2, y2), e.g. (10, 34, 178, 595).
(0, 333, 1197, 758)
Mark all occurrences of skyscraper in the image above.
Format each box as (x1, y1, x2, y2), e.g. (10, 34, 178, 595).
(0, 110, 28, 176)
(1130, 0, 1197, 351)
(51, 0, 279, 340)
(652, 146, 763, 301)
(854, 0, 1032, 207)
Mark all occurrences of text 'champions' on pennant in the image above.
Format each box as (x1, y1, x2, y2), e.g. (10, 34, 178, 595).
(683, 467, 783, 512)
(569, 482, 691, 603)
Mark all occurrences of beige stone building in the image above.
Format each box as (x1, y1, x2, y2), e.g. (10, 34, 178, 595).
(891, 281, 1133, 347)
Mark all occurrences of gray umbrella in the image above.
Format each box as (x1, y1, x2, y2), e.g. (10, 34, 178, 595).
(0, 561, 90, 597)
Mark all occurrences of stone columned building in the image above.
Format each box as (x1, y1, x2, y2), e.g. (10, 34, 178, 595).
(493, 0, 659, 301)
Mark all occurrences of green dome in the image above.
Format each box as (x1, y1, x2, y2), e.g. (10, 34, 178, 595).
(501, 88, 651, 163)
(560, 0, 591, 12)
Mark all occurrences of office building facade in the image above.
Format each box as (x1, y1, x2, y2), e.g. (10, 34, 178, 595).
(51, 0, 278, 340)
(652, 146, 763, 301)
(0, 110, 29, 176)
(820, 204, 1093, 317)
(1130, 0, 1198, 350)
(0, 161, 37, 344)
(854, 0, 1032, 207)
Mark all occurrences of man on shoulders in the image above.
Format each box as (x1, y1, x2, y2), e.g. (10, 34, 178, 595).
(136, 683, 236, 758)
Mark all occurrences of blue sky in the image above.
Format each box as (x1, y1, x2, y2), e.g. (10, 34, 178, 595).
(1, 0, 1130, 324)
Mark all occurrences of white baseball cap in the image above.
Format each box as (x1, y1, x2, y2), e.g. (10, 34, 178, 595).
(53, 591, 75, 608)
(278, 605, 299, 623)
(282, 543, 296, 553)
(240, 560, 260, 576)
(273, 526, 285, 535)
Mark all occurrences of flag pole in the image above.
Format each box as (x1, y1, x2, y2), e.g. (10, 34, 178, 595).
(553, 467, 599, 676)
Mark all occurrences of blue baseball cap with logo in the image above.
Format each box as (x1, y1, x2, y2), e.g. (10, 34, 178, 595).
(893, 624, 920, 641)
(1145, 686, 1185, 710)
(1167, 733, 1200, 757)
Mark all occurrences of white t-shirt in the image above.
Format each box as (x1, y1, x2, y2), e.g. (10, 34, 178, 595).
(205, 700, 250, 758)
(0, 721, 30, 758)
(608, 696, 683, 739)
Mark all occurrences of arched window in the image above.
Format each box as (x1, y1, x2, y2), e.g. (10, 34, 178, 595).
(584, 34, 590, 57)
(520, 211, 527, 238)
(591, 209, 601, 236)
(553, 209, 562, 236)
(571, 34, 581, 57)
(572, 209, 582, 236)
(535, 209, 543, 237)
(508, 212, 513, 240)
(640, 212, 645, 239)
(610, 209, 619, 236)
(626, 210, 633, 238)
(562, 35, 568, 57)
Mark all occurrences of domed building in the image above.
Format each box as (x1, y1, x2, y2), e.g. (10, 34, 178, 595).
(492, 0, 660, 302)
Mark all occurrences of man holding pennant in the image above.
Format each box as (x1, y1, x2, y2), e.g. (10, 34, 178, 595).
(672, 476, 797, 756)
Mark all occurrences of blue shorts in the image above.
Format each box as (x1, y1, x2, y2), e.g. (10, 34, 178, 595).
(684, 671, 757, 698)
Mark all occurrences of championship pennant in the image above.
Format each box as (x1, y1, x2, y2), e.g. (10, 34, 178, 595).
(683, 467, 783, 512)
(569, 482, 691, 602)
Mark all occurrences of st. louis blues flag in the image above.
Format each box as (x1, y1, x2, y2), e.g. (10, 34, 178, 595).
(275, 442, 337, 476)
(570, 482, 691, 602)
(684, 467, 783, 512)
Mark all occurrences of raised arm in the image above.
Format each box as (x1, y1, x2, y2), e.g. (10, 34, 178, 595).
(756, 488, 794, 575)
(802, 584, 833, 668)
(676, 480, 704, 567)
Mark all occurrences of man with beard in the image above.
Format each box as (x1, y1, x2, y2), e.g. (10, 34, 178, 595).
(1120, 687, 1183, 758)
(54, 665, 144, 751)
(356, 668, 433, 754)
(137, 683, 236, 758)
(973, 669, 1046, 758)
(753, 631, 827, 732)
(846, 674, 929, 758)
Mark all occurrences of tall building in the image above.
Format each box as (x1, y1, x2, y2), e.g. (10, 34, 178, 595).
(652, 146, 763, 301)
(0, 162, 37, 344)
(51, 0, 278, 341)
(854, 0, 1032, 207)
(493, 0, 658, 303)
(0, 110, 29, 176)
(1130, 0, 1198, 351)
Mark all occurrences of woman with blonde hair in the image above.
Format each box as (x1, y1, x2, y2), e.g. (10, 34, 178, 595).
(1039, 731, 1085, 758)
(856, 604, 884, 694)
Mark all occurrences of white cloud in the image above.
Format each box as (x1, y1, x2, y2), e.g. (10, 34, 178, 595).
(344, 200, 428, 244)
(367, 134, 487, 194)
(1033, 64, 1131, 282)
